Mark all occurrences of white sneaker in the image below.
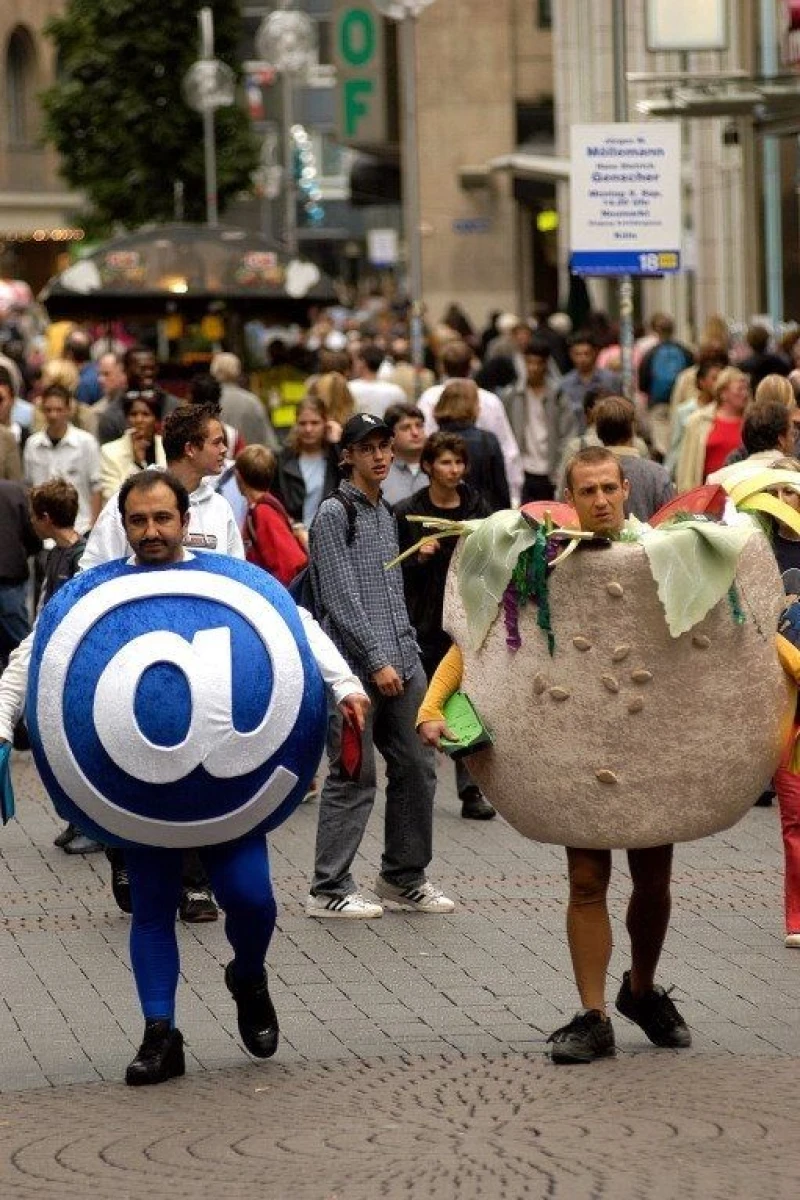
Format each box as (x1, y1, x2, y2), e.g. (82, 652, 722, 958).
(785, 932, 800, 947)
(374, 877, 455, 914)
(305, 891, 383, 919)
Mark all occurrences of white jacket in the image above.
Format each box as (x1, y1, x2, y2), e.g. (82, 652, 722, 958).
(80, 478, 244, 570)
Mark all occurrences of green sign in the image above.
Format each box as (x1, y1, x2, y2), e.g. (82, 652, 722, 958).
(333, 3, 388, 146)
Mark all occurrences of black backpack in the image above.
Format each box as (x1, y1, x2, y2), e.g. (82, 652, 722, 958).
(288, 488, 392, 616)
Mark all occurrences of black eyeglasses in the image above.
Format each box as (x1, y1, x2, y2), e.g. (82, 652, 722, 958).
(124, 389, 158, 401)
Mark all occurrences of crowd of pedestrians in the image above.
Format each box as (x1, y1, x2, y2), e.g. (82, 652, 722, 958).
(1, 301, 800, 1082)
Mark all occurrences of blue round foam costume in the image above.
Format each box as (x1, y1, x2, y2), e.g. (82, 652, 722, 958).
(27, 555, 326, 1022)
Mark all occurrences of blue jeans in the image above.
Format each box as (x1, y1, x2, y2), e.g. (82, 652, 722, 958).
(0, 582, 29, 666)
(311, 661, 436, 897)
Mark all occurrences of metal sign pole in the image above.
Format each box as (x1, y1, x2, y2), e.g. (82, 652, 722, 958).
(612, 0, 634, 401)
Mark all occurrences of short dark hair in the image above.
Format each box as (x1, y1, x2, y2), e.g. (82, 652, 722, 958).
(696, 357, 726, 384)
(583, 384, 611, 418)
(0, 365, 14, 394)
(525, 339, 551, 361)
(118, 468, 189, 520)
(123, 344, 154, 372)
(568, 330, 597, 350)
(742, 399, 791, 455)
(564, 445, 623, 492)
(420, 430, 469, 472)
(162, 404, 219, 463)
(189, 373, 222, 411)
(358, 344, 384, 374)
(41, 384, 72, 406)
(594, 396, 636, 446)
(122, 390, 161, 418)
(30, 479, 79, 528)
(384, 402, 424, 433)
(747, 324, 771, 354)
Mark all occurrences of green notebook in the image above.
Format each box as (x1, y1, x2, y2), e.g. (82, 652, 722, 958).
(439, 691, 494, 759)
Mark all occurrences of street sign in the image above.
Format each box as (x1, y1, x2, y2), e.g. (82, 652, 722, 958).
(367, 227, 399, 265)
(333, 2, 389, 146)
(569, 122, 682, 276)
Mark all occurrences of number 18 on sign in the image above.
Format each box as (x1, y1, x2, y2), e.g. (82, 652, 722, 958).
(569, 122, 682, 276)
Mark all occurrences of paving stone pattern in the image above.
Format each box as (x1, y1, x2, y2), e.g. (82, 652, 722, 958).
(0, 751, 799, 1198)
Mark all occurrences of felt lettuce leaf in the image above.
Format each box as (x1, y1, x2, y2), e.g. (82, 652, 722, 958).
(639, 518, 755, 637)
(457, 511, 536, 649)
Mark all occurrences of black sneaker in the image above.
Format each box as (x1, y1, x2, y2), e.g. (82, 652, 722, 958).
(224, 962, 279, 1058)
(125, 1020, 185, 1087)
(459, 786, 496, 820)
(179, 888, 219, 923)
(615, 971, 691, 1048)
(547, 1010, 616, 1064)
(111, 860, 132, 914)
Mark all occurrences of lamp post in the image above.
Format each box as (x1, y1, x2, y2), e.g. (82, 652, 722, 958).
(373, 1, 436, 379)
(256, 5, 316, 259)
(183, 8, 236, 227)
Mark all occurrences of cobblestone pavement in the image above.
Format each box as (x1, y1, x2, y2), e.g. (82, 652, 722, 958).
(1, 751, 799, 1198)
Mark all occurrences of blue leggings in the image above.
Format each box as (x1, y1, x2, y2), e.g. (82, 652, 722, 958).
(125, 834, 277, 1023)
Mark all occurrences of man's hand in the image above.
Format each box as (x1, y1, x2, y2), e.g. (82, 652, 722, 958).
(418, 539, 440, 559)
(417, 719, 455, 749)
(338, 692, 370, 732)
(371, 665, 403, 696)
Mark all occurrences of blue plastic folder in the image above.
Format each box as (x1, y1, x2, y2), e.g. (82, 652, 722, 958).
(0, 742, 15, 825)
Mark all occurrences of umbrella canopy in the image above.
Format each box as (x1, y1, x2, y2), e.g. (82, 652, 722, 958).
(39, 223, 338, 321)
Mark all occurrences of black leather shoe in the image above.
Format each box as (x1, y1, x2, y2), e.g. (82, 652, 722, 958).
(125, 1020, 185, 1086)
(225, 962, 279, 1058)
(63, 833, 104, 855)
(460, 786, 496, 820)
(54, 823, 77, 848)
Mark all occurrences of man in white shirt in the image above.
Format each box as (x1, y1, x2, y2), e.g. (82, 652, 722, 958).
(502, 342, 556, 502)
(81, 402, 243, 568)
(418, 340, 524, 506)
(349, 344, 406, 417)
(23, 384, 102, 531)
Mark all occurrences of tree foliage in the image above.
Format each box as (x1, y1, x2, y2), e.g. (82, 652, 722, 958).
(42, 0, 258, 231)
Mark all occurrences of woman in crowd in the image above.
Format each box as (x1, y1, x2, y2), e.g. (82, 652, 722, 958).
(676, 366, 750, 491)
(433, 379, 510, 511)
(271, 395, 342, 537)
(100, 390, 165, 501)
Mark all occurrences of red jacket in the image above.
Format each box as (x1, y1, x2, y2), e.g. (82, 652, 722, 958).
(244, 495, 307, 586)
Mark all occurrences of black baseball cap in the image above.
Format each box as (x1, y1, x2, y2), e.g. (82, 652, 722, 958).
(340, 413, 391, 450)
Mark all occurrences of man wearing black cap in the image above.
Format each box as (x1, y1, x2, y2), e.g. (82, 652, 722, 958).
(305, 413, 454, 919)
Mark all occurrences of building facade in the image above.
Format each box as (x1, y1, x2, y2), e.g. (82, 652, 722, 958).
(0, 1, 83, 290)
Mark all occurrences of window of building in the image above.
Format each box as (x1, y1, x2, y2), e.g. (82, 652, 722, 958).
(537, 0, 552, 29)
(6, 26, 37, 145)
